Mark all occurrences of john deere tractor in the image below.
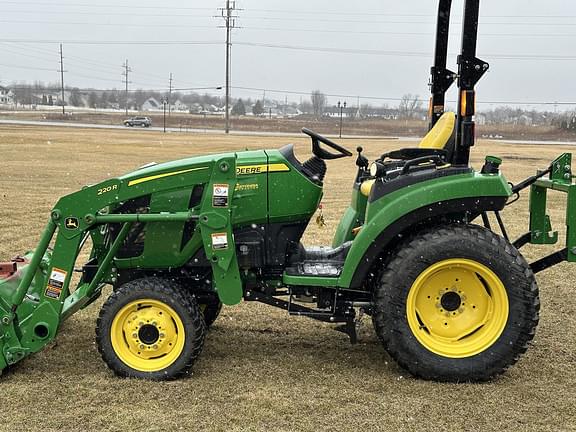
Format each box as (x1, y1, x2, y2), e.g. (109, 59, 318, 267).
(0, 0, 571, 381)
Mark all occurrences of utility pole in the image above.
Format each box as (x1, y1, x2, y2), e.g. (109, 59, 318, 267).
(58, 44, 66, 115)
(218, 1, 239, 134)
(163, 97, 167, 133)
(168, 72, 173, 117)
(122, 59, 131, 116)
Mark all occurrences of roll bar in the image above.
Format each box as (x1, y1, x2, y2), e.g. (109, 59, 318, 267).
(428, 0, 488, 166)
(429, 0, 456, 128)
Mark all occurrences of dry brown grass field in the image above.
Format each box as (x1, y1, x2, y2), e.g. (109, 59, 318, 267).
(0, 125, 575, 431)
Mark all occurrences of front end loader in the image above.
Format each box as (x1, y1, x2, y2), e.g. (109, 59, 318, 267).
(0, 0, 571, 382)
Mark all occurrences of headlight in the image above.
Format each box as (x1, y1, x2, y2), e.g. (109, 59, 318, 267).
(370, 162, 385, 177)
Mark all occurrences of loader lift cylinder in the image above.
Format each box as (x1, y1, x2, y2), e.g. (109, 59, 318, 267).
(10, 220, 57, 311)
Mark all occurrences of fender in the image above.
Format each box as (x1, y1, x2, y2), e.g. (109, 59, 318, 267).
(337, 171, 512, 289)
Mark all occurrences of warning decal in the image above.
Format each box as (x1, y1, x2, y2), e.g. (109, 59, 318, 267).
(211, 232, 228, 250)
(212, 183, 229, 207)
(45, 267, 67, 299)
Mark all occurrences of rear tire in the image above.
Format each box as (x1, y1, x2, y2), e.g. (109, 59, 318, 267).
(96, 277, 206, 380)
(372, 224, 539, 382)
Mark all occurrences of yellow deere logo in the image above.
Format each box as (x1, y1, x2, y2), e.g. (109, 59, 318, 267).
(236, 163, 290, 175)
(65, 217, 79, 230)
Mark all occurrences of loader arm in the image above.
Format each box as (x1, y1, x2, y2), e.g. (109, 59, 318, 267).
(0, 154, 243, 370)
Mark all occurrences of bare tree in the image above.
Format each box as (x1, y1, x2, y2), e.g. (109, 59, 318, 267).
(252, 100, 264, 115)
(88, 92, 98, 108)
(69, 88, 82, 107)
(231, 98, 246, 116)
(311, 90, 327, 119)
(398, 94, 423, 119)
(298, 100, 313, 115)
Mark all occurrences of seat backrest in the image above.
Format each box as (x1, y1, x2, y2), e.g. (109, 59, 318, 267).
(419, 111, 456, 150)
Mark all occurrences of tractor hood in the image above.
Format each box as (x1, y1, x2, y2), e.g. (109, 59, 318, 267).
(118, 151, 237, 186)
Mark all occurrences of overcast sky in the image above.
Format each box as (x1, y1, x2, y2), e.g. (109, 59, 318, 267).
(0, 0, 574, 111)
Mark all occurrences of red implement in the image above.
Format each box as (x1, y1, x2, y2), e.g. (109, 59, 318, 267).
(0, 262, 17, 278)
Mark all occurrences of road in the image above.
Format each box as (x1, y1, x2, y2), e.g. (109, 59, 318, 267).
(0, 118, 575, 145)
(0, 118, 394, 140)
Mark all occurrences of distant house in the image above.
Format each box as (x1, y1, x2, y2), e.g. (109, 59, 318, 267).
(360, 106, 400, 120)
(282, 105, 301, 118)
(325, 106, 355, 119)
(207, 104, 225, 114)
(172, 100, 188, 112)
(0, 86, 14, 106)
(142, 97, 162, 111)
(516, 114, 533, 126)
(476, 113, 487, 126)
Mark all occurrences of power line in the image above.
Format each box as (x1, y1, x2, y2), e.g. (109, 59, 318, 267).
(4, 4, 576, 21)
(3, 8, 576, 29)
(0, 43, 127, 80)
(0, 39, 222, 45)
(0, 62, 55, 71)
(0, 19, 220, 30)
(0, 45, 184, 89)
(235, 16, 576, 26)
(2, 2, 575, 20)
(1, 1, 215, 10)
(247, 9, 576, 19)
(234, 41, 576, 61)
(231, 85, 576, 107)
(1, 38, 574, 61)
(7, 85, 223, 94)
(1, 41, 153, 85)
(1, 9, 217, 18)
(4, 19, 576, 39)
(240, 26, 576, 38)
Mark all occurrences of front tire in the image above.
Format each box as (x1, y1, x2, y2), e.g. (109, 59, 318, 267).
(96, 277, 206, 380)
(372, 224, 539, 382)
(200, 300, 222, 327)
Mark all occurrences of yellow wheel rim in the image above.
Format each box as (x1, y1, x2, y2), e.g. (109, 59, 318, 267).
(111, 299, 185, 372)
(406, 259, 509, 358)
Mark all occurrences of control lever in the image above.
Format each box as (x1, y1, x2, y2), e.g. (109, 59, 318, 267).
(355, 147, 369, 170)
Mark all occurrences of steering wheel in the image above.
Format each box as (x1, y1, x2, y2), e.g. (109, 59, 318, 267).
(301, 128, 353, 160)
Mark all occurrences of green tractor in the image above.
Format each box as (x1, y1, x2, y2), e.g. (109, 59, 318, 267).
(0, 0, 570, 382)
